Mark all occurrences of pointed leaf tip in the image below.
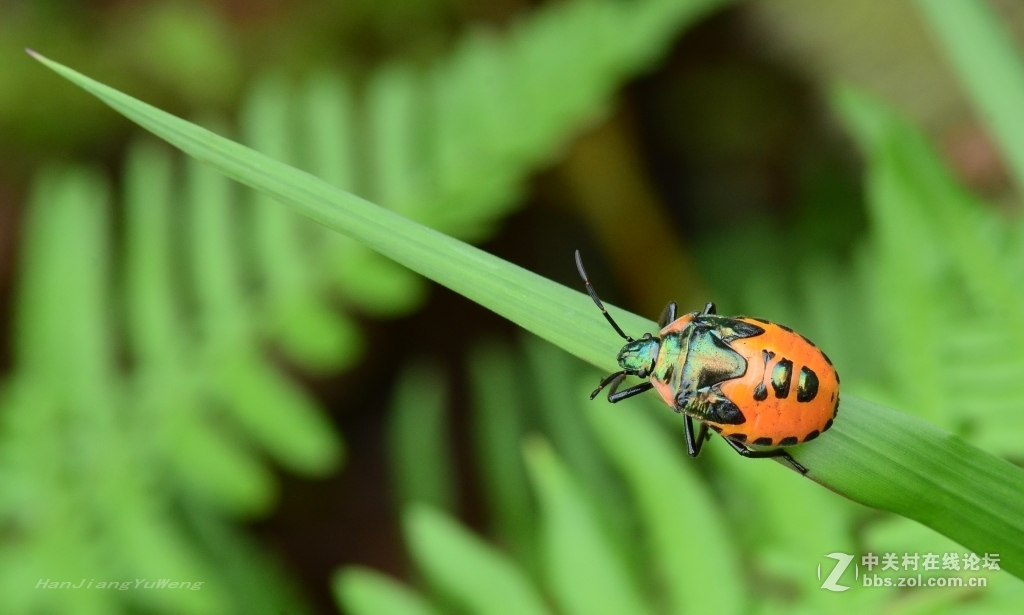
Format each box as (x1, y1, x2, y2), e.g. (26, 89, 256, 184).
(25, 48, 40, 59)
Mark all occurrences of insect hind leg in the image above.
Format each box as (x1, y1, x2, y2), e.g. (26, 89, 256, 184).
(722, 436, 808, 474)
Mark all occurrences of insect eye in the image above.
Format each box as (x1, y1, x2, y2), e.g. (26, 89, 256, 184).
(642, 333, 652, 339)
(637, 368, 649, 378)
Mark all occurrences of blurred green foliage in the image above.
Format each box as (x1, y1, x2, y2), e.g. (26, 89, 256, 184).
(340, 2, 1024, 614)
(10, 0, 1024, 614)
(361, 283, 1024, 615)
(0, 165, 306, 615)
(1, 0, 729, 613)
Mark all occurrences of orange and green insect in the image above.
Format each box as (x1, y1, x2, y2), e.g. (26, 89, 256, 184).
(575, 251, 839, 474)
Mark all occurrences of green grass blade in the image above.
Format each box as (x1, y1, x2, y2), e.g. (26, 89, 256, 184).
(241, 73, 361, 372)
(298, 71, 427, 316)
(916, 0, 1024, 193)
(333, 567, 441, 615)
(797, 395, 1022, 566)
(299, 71, 357, 192)
(184, 151, 342, 475)
(29, 52, 1024, 581)
(404, 505, 552, 615)
(27, 50, 648, 367)
(123, 139, 277, 514)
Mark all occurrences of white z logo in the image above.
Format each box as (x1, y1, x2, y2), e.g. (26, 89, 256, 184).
(818, 552, 855, 592)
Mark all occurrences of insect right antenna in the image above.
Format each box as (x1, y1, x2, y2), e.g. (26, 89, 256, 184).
(575, 250, 633, 342)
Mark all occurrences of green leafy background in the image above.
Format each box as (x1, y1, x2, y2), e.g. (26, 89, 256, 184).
(4, 0, 1024, 614)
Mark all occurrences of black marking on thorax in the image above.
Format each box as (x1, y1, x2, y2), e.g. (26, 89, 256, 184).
(676, 386, 745, 425)
(672, 316, 771, 426)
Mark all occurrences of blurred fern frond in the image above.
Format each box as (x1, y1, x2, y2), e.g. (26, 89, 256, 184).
(835, 86, 1024, 455)
(2, 0, 730, 612)
(0, 167, 228, 615)
(346, 335, 1023, 615)
(365, 33, 1024, 605)
(696, 84, 1024, 458)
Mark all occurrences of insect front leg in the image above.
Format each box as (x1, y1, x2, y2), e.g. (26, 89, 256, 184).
(607, 379, 653, 403)
(590, 371, 625, 400)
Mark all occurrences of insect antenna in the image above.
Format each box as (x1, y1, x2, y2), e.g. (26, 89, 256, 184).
(575, 250, 633, 342)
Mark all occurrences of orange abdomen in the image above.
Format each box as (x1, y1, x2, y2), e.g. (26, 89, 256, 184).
(713, 318, 839, 446)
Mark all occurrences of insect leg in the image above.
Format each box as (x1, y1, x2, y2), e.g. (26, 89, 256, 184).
(590, 371, 626, 400)
(684, 418, 712, 457)
(607, 381, 653, 403)
(721, 437, 808, 474)
(658, 301, 678, 328)
(682, 415, 708, 458)
(696, 421, 709, 450)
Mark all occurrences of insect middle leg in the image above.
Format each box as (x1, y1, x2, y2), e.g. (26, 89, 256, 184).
(722, 436, 808, 474)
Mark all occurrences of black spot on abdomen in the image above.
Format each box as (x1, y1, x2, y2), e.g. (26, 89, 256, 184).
(771, 359, 793, 398)
(803, 430, 820, 442)
(753, 383, 768, 401)
(753, 437, 773, 446)
(779, 436, 798, 446)
(797, 366, 819, 402)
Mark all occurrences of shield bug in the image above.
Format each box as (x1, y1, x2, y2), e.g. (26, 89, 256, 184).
(575, 251, 839, 474)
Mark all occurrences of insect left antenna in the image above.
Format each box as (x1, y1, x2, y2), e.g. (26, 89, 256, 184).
(575, 250, 633, 342)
